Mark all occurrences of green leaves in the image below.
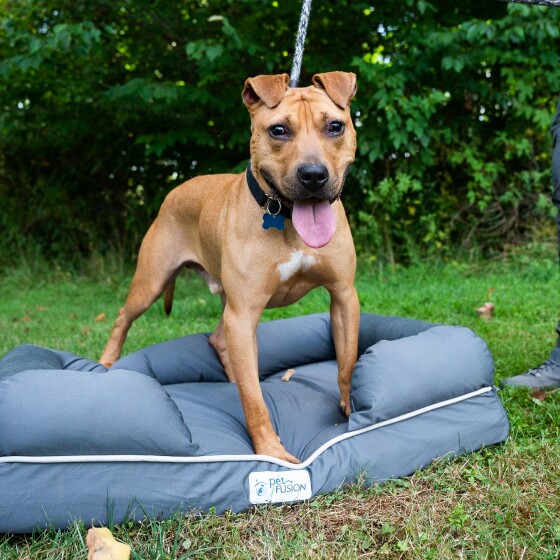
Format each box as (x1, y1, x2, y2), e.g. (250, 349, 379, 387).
(0, 20, 102, 77)
(186, 40, 224, 62)
(105, 79, 180, 104)
(441, 55, 466, 73)
(346, 1, 560, 260)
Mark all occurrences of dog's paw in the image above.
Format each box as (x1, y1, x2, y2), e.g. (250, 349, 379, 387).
(340, 399, 351, 418)
(255, 440, 301, 464)
(280, 450, 301, 464)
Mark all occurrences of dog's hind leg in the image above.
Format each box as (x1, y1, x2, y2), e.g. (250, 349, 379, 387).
(100, 222, 184, 367)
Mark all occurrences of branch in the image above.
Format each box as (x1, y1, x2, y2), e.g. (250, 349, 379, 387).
(499, 0, 560, 6)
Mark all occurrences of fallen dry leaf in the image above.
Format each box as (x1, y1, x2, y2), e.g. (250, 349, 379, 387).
(531, 389, 548, 401)
(95, 312, 106, 322)
(21, 316, 32, 322)
(281, 368, 296, 382)
(86, 527, 131, 560)
(35, 305, 47, 311)
(82, 326, 91, 335)
(476, 302, 495, 320)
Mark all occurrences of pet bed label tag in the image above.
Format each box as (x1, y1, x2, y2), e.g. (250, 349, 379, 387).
(248, 470, 312, 504)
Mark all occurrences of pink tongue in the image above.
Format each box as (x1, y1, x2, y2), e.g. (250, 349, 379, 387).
(292, 199, 337, 248)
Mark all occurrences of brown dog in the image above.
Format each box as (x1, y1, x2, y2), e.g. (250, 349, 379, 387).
(100, 72, 360, 463)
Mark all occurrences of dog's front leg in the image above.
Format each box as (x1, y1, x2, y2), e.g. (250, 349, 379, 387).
(222, 300, 300, 464)
(329, 284, 360, 417)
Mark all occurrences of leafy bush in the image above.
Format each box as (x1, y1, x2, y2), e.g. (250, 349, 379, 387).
(350, 2, 560, 260)
(0, 0, 559, 264)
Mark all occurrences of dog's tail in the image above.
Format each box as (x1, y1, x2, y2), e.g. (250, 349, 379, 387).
(163, 279, 176, 316)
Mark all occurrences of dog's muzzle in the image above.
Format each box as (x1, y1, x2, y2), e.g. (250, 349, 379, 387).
(297, 164, 329, 193)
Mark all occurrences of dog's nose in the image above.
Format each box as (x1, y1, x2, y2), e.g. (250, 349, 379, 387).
(297, 164, 329, 192)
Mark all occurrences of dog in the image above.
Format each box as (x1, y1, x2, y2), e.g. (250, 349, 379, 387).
(100, 72, 360, 463)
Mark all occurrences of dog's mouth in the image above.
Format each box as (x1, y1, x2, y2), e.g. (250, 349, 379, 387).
(261, 171, 293, 204)
(261, 167, 348, 204)
(260, 169, 340, 249)
(291, 198, 337, 248)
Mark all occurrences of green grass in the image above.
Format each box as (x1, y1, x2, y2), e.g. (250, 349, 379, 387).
(1, 244, 560, 559)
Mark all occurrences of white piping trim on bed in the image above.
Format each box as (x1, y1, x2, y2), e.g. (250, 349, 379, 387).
(0, 386, 493, 469)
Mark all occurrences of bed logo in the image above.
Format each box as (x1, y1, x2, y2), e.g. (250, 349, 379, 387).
(249, 470, 312, 504)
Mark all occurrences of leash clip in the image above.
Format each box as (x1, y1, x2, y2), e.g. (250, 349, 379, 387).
(264, 196, 282, 216)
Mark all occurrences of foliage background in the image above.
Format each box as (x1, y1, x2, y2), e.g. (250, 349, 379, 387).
(1, 0, 559, 265)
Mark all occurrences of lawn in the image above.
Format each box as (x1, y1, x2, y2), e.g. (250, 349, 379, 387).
(1, 245, 559, 559)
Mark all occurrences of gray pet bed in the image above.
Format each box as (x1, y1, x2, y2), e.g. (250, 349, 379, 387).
(0, 313, 509, 533)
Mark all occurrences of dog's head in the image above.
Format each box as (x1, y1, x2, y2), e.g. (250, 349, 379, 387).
(242, 72, 357, 248)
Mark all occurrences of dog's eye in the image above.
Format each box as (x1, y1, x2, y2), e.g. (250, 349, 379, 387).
(327, 121, 345, 135)
(269, 125, 288, 138)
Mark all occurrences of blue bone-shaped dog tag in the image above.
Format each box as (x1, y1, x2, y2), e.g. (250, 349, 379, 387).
(262, 213, 285, 231)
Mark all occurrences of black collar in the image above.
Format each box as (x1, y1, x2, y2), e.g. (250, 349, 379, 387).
(246, 162, 292, 219)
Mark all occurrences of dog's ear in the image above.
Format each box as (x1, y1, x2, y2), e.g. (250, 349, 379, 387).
(312, 72, 357, 109)
(242, 74, 290, 109)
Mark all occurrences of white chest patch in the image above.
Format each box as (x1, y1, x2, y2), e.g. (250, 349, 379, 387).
(277, 251, 316, 282)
